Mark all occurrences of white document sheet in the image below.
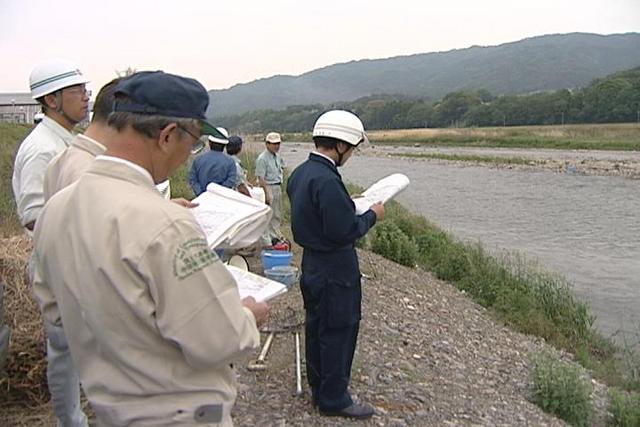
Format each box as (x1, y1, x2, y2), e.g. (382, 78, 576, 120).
(191, 183, 272, 249)
(226, 265, 288, 302)
(353, 173, 410, 215)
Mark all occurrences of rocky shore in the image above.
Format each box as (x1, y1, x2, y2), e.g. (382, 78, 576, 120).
(368, 145, 640, 179)
(232, 249, 609, 426)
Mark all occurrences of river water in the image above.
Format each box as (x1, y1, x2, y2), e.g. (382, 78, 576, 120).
(280, 143, 640, 344)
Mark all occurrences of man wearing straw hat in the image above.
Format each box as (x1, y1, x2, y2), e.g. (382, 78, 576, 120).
(256, 131, 285, 246)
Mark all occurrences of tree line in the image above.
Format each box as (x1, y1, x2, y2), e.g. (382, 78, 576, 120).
(216, 67, 640, 133)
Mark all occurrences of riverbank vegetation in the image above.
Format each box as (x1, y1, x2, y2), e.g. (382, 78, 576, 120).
(388, 151, 545, 166)
(367, 123, 640, 150)
(0, 123, 31, 236)
(530, 351, 593, 427)
(276, 122, 640, 151)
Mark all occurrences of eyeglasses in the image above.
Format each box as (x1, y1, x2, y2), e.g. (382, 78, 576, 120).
(64, 86, 92, 97)
(178, 125, 205, 154)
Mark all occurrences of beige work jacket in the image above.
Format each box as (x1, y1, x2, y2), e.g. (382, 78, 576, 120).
(33, 157, 259, 426)
(43, 134, 106, 201)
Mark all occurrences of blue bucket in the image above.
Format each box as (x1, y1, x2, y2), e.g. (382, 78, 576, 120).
(261, 250, 293, 270)
(264, 265, 299, 288)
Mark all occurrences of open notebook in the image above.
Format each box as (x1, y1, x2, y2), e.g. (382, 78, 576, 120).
(353, 173, 410, 215)
(226, 265, 288, 302)
(191, 183, 272, 249)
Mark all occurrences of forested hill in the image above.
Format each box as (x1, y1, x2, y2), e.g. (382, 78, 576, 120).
(207, 32, 640, 118)
(216, 66, 640, 132)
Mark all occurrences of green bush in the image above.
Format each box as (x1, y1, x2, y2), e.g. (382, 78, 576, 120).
(370, 221, 418, 267)
(530, 351, 593, 427)
(608, 389, 640, 427)
(415, 229, 474, 282)
(0, 123, 32, 236)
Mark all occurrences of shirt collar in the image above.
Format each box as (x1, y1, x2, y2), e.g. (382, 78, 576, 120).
(41, 115, 74, 146)
(311, 150, 336, 166)
(94, 155, 155, 186)
(72, 134, 107, 157)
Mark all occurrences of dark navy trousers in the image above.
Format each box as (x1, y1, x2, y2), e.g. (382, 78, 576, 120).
(300, 250, 362, 412)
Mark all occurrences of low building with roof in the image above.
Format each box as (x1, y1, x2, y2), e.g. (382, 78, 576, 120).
(0, 93, 40, 124)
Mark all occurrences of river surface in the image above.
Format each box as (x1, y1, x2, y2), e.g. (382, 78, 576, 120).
(280, 143, 640, 344)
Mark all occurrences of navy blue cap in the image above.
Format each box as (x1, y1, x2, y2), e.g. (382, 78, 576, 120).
(113, 71, 224, 139)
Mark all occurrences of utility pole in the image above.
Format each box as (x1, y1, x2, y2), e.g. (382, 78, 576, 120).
(503, 115, 506, 127)
(561, 111, 565, 126)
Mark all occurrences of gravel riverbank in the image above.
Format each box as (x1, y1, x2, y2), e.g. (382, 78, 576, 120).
(231, 249, 609, 426)
(1, 239, 610, 426)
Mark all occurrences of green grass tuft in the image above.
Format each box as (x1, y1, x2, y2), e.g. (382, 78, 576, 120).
(608, 388, 640, 427)
(530, 351, 593, 427)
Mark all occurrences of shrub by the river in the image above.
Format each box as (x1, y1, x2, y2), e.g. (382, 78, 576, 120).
(530, 351, 593, 427)
(370, 220, 418, 267)
(608, 388, 640, 427)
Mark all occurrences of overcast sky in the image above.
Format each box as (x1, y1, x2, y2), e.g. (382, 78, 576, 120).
(1, 0, 638, 93)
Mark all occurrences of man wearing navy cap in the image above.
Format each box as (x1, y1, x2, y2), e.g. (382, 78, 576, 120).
(32, 71, 269, 426)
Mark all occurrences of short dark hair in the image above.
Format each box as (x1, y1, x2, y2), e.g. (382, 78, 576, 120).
(313, 136, 341, 150)
(226, 135, 243, 155)
(209, 141, 225, 151)
(108, 94, 198, 139)
(91, 78, 122, 123)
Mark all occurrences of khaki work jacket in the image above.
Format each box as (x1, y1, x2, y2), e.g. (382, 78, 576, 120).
(34, 157, 260, 426)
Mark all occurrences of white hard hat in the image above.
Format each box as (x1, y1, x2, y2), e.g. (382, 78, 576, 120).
(208, 127, 229, 144)
(29, 58, 89, 99)
(312, 110, 368, 146)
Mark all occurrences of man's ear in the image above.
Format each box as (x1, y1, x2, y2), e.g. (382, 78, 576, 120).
(157, 123, 179, 153)
(42, 93, 58, 110)
(337, 141, 352, 153)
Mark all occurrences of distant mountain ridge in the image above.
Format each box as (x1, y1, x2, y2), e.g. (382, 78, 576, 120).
(207, 32, 640, 118)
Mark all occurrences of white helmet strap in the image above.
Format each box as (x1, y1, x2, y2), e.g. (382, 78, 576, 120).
(53, 90, 81, 127)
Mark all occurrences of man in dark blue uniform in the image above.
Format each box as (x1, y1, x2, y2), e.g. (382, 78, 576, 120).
(287, 110, 384, 419)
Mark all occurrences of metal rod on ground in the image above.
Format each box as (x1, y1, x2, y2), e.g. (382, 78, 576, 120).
(294, 331, 302, 395)
(247, 332, 275, 371)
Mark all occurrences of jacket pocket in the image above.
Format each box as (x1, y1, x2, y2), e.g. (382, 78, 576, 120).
(325, 279, 361, 328)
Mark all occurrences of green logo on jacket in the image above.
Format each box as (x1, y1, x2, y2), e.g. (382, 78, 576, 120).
(173, 238, 217, 279)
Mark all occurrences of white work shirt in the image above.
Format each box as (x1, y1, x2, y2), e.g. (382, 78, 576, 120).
(12, 116, 73, 227)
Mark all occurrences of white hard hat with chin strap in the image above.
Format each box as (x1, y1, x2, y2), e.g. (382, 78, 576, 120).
(208, 127, 229, 145)
(313, 110, 368, 165)
(29, 58, 89, 125)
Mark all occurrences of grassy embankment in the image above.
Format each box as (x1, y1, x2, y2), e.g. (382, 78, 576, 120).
(0, 123, 32, 237)
(388, 152, 545, 166)
(2, 123, 639, 424)
(281, 123, 640, 151)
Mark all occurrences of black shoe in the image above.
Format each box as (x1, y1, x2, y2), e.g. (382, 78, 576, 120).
(320, 402, 374, 419)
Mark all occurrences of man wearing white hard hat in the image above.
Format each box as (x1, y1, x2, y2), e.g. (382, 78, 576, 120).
(11, 58, 90, 426)
(287, 110, 384, 419)
(256, 131, 285, 246)
(188, 126, 237, 195)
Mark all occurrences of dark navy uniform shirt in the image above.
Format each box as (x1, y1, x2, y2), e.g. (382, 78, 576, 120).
(188, 150, 237, 196)
(287, 153, 376, 259)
